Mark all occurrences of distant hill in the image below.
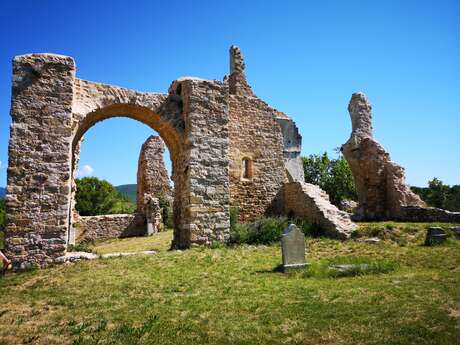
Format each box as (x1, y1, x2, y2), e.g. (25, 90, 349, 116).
(0, 187, 5, 199)
(116, 184, 137, 203)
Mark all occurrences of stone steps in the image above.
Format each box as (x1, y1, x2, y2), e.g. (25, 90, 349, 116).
(284, 182, 357, 239)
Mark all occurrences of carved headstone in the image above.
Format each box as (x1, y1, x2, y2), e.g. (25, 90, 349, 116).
(281, 224, 306, 272)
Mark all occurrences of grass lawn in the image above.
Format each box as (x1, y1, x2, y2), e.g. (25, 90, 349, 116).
(0, 223, 459, 344)
(87, 230, 173, 254)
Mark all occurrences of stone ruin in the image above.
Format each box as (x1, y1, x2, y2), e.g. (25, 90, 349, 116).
(72, 135, 171, 243)
(342, 92, 460, 223)
(4, 46, 457, 270)
(137, 135, 172, 214)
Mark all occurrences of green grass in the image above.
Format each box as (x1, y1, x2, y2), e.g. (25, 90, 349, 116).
(87, 230, 173, 255)
(0, 223, 459, 344)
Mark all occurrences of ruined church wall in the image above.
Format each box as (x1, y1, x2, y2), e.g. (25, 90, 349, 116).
(228, 95, 286, 221)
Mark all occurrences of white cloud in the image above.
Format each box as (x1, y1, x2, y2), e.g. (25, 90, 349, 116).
(76, 164, 94, 177)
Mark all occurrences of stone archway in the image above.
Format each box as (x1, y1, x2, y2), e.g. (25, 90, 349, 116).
(5, 54, 231, 269)
(69, 100, 182, 247)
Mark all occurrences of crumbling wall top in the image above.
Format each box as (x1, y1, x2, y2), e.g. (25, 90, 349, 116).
(348, 92, 373, 137)
(228, 46, 253, 97)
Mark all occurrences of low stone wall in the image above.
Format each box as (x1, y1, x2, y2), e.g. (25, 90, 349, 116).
(397, 206, 460, 223)
(74, 213, 146, 243)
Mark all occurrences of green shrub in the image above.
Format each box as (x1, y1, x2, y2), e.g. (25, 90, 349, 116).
(293, 218, 317, 237)
(246, 217, 289, 245)
(230, 217, 289, 245)
(229, 216, 319, 245)
(68, 242, 93, 253)
(156, 192, 173, 229)
(229, 206, 239, 231)
(229, 223, 249, 244)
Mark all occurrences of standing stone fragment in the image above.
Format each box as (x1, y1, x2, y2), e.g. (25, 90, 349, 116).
(341, 92, 425, 220)
(137, 135, 172, 214)
(281, 224, 306, 272)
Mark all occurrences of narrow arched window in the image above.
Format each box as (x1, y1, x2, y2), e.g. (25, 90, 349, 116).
(242, 157, 253, 179)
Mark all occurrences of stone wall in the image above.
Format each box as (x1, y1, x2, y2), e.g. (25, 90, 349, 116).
(137, 135, 172, 213)
(397, 206, 460, 223)
(74, 213, 146, 243)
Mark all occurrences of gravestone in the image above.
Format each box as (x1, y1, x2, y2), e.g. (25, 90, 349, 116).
(281, 224, 306, 272)
(425, 227, 447, 246)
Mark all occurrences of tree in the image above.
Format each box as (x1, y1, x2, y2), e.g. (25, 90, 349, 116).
(445, 185, 460, 212)
(302, 152, 357, 206)
(426, 178, 449, 209)
(75, 177, 122, 216)
(325, 157, 357, 206)
(302, 153, 330, 186)
(411, 178, 460, 212)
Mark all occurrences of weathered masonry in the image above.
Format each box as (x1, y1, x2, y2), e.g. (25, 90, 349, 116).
(342, 92, 460, 223)
(8, 46, 339, 269)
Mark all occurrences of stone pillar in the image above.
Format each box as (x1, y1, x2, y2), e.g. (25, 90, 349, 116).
(172, 78, 231, 248)
(5, 54, 75, 269)
(137, 135, 172, 214)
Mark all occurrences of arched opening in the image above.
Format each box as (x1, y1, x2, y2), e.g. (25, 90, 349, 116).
(69, 103, 183, 250)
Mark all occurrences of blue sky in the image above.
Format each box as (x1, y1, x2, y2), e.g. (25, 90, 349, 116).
(0, 0, 459, 187)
